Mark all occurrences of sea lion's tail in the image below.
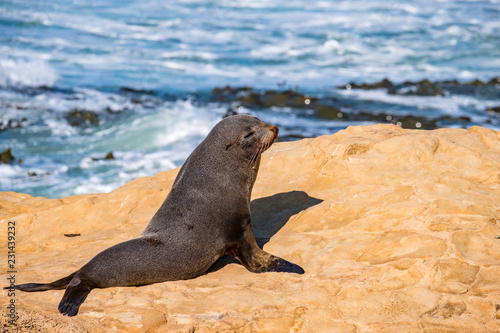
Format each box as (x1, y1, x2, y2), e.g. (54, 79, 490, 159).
(4, 272, 76, 292)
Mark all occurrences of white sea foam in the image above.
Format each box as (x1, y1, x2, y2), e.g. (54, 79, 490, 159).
(44, 118, 78, 136)
(338, 88, 495, 117)
(0, 164, 21, 178)
(1, 0, 499, 198)
(0, 58, 58, 87)
(73, 176, 117, 196)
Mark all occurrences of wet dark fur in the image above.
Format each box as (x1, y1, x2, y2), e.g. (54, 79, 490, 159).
(5, 115, 304, 316)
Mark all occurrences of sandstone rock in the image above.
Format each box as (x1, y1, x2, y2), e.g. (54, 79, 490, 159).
(1, 124, 500, 332)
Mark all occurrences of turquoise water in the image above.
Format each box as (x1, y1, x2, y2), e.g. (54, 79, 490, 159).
(1, 0, 499, 198)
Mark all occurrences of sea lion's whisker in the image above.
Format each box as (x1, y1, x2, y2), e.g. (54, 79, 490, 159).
(248, 133, 271, 167)
(248, 147, 259, 167)
(264, 132, 273, 150)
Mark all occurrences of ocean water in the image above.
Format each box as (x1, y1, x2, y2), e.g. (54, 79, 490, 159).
(1, 0, 499, 198)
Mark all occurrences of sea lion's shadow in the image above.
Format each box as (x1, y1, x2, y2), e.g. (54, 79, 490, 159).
(207, 190, 323, 273)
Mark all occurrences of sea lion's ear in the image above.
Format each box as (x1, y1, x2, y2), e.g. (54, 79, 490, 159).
(225, 142, 233, 150)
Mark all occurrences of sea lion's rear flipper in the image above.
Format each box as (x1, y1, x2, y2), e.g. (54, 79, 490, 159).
(230, 236, 304, 275)
(58, 275, 94, 317)
(4, 272, 76, 292)
(259, 255, 305, 274)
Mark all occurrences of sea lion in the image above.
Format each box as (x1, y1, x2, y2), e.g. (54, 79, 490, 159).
(6, 115, 304, 317)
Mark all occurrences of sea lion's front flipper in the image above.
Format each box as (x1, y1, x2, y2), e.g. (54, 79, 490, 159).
(230, 234, 304, 275)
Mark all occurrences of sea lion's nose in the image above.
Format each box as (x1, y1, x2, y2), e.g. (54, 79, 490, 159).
(269, 125, 279, 137)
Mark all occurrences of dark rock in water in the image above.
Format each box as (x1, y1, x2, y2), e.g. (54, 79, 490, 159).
(338, 78, 394, 90)
(10, 85, 74, 96)
(337, 77, 500, 97)
(391, 79, 445, 96)
(106, 107, 122, 114)
(486, 106, 500, 114)
(315, 105, 343, 120)
(66, 109, 100, 127)
(338, 110, 470, 130)
(441, 79, 460, 85)
(223, 108, 239, 118)
(212, 85, 252, 95)
(260, 90, 288, 108)
(259, 90, 316, 108)
(370, 78, 394, 89)
(234, 91, 261, 106)
(464, 79, 485, 86)
(212, 86, 252, 102)
(353, 112, 436, 130)
(27, 171, 52, 177)
(341, 78, 444, 96)
(212, 85, 315, 110)
(209, 83, 486, 132)
(1, 148, 15, 164)
(415, 79, 445, 96)
(390, 115, 434, 129)
(285, 91, 316, 108)
(119, 87, 156, 95)
(92, 151, 115, 161)
(312, 102, 443, 130)
(0, 118, 28, 131)
(488, 77, 500, 85)
(439, 115, 472, 125)
(312, 103, 440, 130)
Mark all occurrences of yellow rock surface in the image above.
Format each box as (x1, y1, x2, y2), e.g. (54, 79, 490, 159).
(1, 124, 500, 332)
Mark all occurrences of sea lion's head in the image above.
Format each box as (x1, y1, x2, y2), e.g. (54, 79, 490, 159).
(216, 115, 278, 166)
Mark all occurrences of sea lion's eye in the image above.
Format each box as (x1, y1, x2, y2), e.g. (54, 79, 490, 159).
(244, 132, 254, 139)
